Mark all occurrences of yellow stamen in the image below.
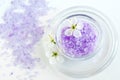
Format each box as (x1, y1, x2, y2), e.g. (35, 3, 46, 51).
(52, 51, 58, 57)
(49, 35, 56, 44)
(71, 24, 77, 30)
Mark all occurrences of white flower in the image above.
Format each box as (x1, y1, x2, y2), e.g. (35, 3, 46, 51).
(64, 17, 83, 38)
(46, 50, 64, 64)
(44, 34, 64, 64)
(49, 54, 64, 64)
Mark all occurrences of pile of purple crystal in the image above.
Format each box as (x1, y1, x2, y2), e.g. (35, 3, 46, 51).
(0, 0, 48, 68)
(61, 22, 97, 58)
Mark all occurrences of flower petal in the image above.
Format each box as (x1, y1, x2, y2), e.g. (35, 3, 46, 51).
(73, 30, 82, 38)
(71, 17, 78, 25)
(77, 23, 83, 30)
(49, 57, 56, 64)
(65, 29, 73, 36)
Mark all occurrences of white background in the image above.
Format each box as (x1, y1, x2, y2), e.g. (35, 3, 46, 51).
(0, 0, 120, 80)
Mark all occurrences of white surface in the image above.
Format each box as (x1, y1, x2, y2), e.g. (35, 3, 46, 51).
(0, 0, 120, 80)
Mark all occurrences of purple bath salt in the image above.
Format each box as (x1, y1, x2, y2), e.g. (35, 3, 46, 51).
(60, 22, 97, 58)
(0, 0, 48, 69)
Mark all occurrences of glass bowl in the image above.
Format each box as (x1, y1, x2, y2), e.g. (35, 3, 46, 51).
(42, 6, 118, 78)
